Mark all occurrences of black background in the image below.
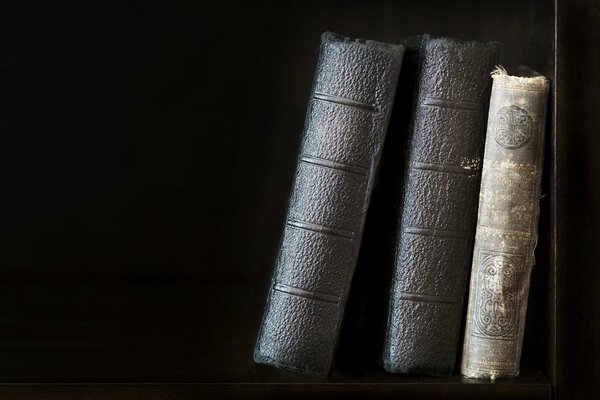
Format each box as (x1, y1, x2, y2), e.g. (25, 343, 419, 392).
(0, 1, 597, 399)
(1, 0, 551, 278)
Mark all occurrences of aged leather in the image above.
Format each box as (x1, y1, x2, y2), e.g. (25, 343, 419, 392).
(382, 36, 498, 375)
(461, 67, 550, 379)
(254, 32, 404, 377)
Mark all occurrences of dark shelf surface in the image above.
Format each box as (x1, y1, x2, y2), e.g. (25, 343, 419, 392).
(0, 278, 550, 398)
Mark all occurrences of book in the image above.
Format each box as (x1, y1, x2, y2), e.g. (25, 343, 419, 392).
(254, 32, 404, 377)
(381, 35, 498, 376)
(461, 67, 550, 380)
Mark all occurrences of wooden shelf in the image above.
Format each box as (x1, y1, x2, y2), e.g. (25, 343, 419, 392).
(0, 375, 551, 400)
(0, 279, 550, 399)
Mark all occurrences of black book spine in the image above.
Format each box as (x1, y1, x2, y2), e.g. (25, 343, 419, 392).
(254, 32, 404, 377)
(382, 36, 498, 375)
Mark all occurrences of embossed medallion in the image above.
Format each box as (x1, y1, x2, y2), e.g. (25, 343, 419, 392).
(474, 252, 523, 339)
(493, 106, 533, 149)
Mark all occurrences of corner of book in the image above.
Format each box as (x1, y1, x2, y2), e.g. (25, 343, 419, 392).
(381, 359, 400, 374)
(253, 350, 329, 378)
(252, 343, 265, 365)
(461, 366, 520, 380)
(380, 357, 409, 375)
(320, 31, 405, 59)
(382, 354, 455, 376)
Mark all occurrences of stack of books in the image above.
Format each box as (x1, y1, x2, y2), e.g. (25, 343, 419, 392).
(253, 32, 549, 380)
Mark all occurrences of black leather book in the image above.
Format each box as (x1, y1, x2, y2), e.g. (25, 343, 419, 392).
(254, 32, 404, 377)
(382, 36, 498, 375)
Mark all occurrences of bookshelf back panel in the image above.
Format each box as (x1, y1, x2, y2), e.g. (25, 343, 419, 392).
(0, 0, 555, 387)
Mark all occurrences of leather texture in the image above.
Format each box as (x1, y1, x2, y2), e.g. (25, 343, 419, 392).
(382, 36, 498, 376)
(461, 68, 550, 379)
(254, 32, 404, 377)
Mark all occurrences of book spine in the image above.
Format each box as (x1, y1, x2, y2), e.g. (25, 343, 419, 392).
(461, 69, 550, 379)
(254, 32, 404, 377)
(382, 37, 498, 375)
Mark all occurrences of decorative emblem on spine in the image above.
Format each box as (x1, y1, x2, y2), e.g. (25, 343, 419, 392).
(493, 106, 533, 149)
(474, 252, 521, 338)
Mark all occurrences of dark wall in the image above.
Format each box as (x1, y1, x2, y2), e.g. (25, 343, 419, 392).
(0, 0, 551, 279)
(556, 1, 600, 399)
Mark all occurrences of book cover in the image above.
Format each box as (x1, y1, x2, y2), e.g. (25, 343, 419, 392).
(382, 35, 498, 376)
(461, 67, 550, 379)
(254, 32, 404, 377)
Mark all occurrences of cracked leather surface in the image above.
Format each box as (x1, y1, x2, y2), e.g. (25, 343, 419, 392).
(382, 36, 498, 376)
(255, 32, 404, 377)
